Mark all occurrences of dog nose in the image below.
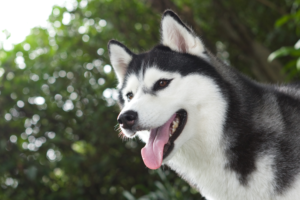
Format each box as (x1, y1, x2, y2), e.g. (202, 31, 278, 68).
(117, 110, 138, 130)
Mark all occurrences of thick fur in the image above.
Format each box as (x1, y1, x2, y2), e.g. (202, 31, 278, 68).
(108, 10, 300, 200)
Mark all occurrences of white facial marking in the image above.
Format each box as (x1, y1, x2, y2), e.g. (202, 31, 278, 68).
(120, 68, 181, 133)
(120, 66, 227, 161)
(122, 74, 139, 104)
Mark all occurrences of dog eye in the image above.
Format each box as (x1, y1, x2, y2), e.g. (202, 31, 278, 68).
(159, 80, 168, 87)
(153, 79, 172, 91)
(126, 92, 134, 101)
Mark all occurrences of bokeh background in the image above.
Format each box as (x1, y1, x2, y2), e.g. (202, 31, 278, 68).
(0, 0, 299, 199)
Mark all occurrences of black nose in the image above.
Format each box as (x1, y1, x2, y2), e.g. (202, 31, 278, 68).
(117, 110, 138, 130)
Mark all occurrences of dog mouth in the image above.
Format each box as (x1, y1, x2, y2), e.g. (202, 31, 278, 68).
(163, 109, 187, 159)
(141, 109, 187, 169)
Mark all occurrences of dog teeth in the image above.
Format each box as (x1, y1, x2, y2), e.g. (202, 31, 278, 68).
(169, 117, 180, 138)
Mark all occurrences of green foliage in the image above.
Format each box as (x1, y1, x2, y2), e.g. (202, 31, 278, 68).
(269, 1, 300, 80)
(0, 0, 299, 200)
(269, 41, 300, 80)
(274, 1, 300, 34)
(123, 169, 205, 200)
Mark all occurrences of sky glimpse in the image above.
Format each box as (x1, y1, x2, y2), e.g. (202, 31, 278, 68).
(0, 0, 72, 50)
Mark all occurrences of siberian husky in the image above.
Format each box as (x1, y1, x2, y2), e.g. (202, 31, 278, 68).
(108, 10, 300, 200)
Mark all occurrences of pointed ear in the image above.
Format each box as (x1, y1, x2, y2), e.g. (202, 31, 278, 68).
(108, 40, 133, 84)
(161, 10, 207, 58)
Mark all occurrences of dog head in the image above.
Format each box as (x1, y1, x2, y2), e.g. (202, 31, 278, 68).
(108, 10, 226, 169)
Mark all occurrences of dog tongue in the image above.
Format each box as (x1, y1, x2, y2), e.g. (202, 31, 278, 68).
(141, 114, 176, 169)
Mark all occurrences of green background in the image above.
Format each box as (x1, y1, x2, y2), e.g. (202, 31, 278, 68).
(0, 0, 299, 199)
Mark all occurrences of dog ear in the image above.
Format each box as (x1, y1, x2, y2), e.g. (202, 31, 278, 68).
(161, 10, 207, 58)
(108, 40, 133, 84)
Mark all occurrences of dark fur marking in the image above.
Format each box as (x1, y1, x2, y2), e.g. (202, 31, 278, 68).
(273, 93, 300, 193)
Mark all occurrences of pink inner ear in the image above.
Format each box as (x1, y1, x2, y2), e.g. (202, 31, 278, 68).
(167, 24, 187, 53)
(177, 33, 187, 53)
(116, 58, 129, 77)
(117, 58, 128, 68)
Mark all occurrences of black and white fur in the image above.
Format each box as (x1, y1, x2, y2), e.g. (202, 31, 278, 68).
(108, 10, 300, 200)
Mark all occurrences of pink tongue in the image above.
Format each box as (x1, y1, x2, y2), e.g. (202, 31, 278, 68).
(141, 114, 176, 169)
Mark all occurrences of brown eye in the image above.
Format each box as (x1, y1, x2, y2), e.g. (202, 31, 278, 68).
(153, 79, 172, 91)
(126, 92, 134, 101)
(159, 80, 168, 87)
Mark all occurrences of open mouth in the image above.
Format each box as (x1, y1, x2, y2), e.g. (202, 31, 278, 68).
(163, 109, 187, 159)
(141, 109, 188, 169)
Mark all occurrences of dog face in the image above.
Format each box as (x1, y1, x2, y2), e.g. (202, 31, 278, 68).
(108, 10, 226, 169)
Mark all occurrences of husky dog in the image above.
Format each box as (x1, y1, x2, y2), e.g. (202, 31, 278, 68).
(108, 10, 300, 200)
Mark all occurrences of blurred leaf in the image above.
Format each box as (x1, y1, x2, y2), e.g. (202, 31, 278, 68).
(123, 191, 137, 200)
(156, 169, 166, 181)
(71, 141, 96, 155)
(275, 15, 291, 27)
(268, 47, 296, 61)
(297, 57, 300, 70)
(295, 39, 300, 49)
